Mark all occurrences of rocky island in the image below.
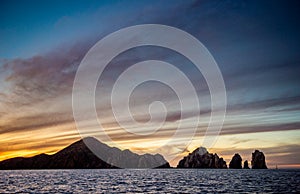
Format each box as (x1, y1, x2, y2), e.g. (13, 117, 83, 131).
(177, 147, 227, 168)
(177, 147, 268, 169)
(251, 150, 268, 169)
(243, 160, 250, 169)
(229, 153, 242, 169)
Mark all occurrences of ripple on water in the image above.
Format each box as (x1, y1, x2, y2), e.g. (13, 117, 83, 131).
(0, 169, 299, 193)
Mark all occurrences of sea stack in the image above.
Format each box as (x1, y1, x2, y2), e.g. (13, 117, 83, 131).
(177, 147, 227, 168)
(243, 160, 250, 169)
(251, 150, 267, 169)
(229, 153, 242, 169)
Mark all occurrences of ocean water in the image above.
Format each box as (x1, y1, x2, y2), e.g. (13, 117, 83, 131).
(0, 169, 299, 193)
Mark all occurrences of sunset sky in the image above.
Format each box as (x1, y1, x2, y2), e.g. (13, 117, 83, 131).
(0, 0, 300, 168)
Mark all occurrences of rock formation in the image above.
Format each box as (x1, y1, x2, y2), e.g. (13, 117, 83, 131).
(0, 137, 170, 169)
(251, 150, 267, 169)
(177, 147, 227, 168)
(229, 153, 242, 169)
(243, 160, 250, 169)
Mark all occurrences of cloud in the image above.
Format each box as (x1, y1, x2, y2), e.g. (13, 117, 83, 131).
(228, 95, 300, 112)
(0, 0, 300, 167)
(0, 137, 76, 153)
(0, 2, 299, 141)
(1, 41, 92, 107)
(0, 112, 75, 135)
(221, 122, 300, 135)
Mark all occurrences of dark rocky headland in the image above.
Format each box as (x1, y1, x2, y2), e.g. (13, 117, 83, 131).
(0, 137, 268, 169)
(0, 137, 170, 169)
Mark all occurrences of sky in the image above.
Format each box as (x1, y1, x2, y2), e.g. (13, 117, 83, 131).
(0, 0, 300, 168)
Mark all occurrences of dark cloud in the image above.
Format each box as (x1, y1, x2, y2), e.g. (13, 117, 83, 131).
(0, 0, 300, 167)
(0, 112, 75, 135)
(221, 122, 300, 136)
(1, 41, 92, 107)
(229, 137, 253, 145)
(227, 95, 300, 113)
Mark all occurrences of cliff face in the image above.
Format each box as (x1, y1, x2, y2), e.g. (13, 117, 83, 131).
(251, 150, 267, 169)
(177, 147, 227, 168)
(229, 153, 242, 169)
(0, 137, 170, 169)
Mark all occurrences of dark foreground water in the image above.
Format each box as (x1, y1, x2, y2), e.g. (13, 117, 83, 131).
(0, 169, 299, 193)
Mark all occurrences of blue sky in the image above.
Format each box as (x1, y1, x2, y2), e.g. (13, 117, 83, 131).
(0, 0, 300, 167)
(1, 0, 111, 58)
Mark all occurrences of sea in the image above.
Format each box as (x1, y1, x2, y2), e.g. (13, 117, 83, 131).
(1, 169, 299, 193)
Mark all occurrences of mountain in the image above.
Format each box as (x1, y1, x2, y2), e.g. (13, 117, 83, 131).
(0, 137, 170, 169)
(177, 147, 227, 168)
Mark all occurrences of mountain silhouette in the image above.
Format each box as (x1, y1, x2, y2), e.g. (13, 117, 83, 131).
(0, 137, 170, 169)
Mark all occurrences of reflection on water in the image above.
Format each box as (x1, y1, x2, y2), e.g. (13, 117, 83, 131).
(1, 169, 299, 193)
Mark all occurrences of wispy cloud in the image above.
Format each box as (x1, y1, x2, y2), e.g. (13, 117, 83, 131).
(0, 0, 300, 167)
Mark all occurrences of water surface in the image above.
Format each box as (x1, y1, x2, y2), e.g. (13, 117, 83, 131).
(1, 169, 299, 193)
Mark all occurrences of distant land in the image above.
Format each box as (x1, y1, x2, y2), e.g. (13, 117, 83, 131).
(177, 147, 267, 169)
(0, 137, 170, 169)
(0, 137, 267, 170)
